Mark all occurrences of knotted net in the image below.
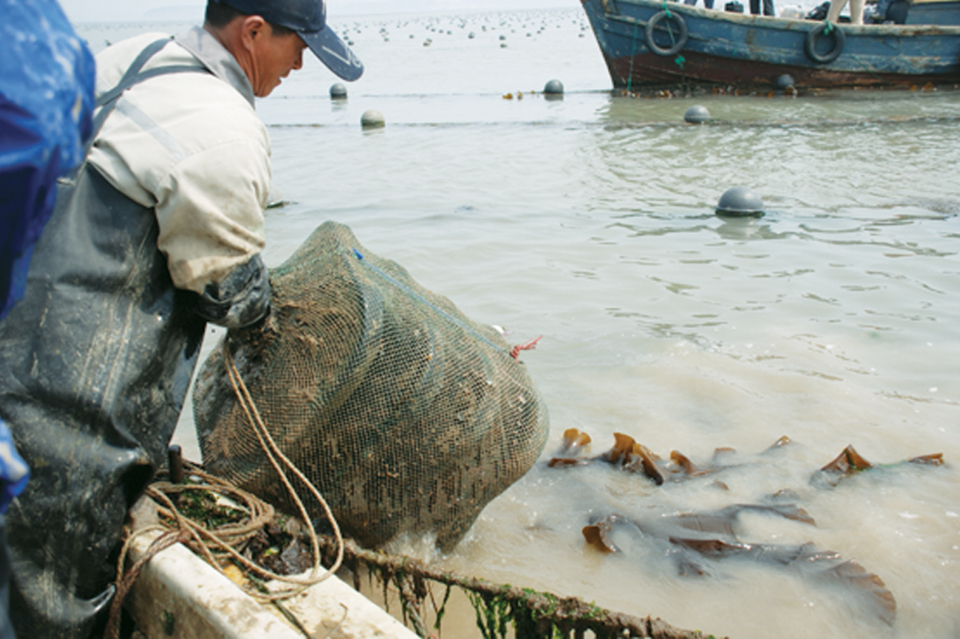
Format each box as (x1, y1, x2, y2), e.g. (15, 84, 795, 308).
(193, 221, 549, 551)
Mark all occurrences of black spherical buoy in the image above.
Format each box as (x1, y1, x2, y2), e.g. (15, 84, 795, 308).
(716, 186, 764, 217)
(684, 105, 710, 124)
(330, 83, 347, 99)
(775, 74, 795, 91)
(544, 79, 564, 95)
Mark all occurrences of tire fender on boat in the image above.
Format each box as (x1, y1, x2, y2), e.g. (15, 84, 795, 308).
(644, 11, 689, 57)
(804, 22, 845, 64)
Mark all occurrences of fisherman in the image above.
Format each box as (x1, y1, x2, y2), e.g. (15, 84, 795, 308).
(0, 0, 361, 636)
(827, 0, 866, 23)
(1, 2, 95, 637)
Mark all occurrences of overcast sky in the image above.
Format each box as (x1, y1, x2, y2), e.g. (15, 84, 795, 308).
(59, 0, 576, 23)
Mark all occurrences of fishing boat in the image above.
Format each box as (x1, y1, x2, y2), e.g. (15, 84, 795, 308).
(580, 0, 960, 92)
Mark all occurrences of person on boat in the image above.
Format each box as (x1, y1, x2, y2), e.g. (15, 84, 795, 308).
(0, 0, 361, 636)
(864, 0, 901, 22)
(750, 0, 776, 16)
(0, 2, 96, 638)
(827, 0, 866, 23)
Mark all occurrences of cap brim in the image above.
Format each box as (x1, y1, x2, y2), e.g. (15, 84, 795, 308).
(300, 28, 363, 81)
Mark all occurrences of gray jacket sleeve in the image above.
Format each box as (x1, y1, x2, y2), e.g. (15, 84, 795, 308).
(191, 254, 271, 328)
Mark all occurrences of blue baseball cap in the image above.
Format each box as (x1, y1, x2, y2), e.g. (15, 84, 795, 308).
(213, 0, 363, 81)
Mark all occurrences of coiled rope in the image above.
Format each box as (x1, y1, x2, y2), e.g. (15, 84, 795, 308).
(104, 334, 345, 639)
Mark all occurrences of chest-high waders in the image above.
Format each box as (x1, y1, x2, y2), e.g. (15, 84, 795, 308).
(0, 40, 208, 638)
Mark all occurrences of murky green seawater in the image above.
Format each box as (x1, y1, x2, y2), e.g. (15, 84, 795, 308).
(81, 10, 960, 638)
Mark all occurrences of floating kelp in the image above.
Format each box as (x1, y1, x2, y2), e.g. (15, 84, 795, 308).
(811, 444, 944, 488)
(548, 429, 945, 628)
(582, 508, 896, 626)
(545, 428, 592, 467)
(549, 429, 943, 490)
(582, 504, 815, 560)
(548, 428, 766, 485)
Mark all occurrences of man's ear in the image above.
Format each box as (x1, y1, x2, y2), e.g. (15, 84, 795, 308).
(239, 14, 267, 49)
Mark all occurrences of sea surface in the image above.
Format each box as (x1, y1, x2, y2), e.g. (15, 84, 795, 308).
(77, 9, 960, 639)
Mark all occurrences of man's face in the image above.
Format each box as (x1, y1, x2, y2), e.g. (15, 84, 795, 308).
(249, 23, 307, 97)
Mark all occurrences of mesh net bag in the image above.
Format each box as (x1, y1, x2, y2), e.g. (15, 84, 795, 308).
(193, 221, 549, 551)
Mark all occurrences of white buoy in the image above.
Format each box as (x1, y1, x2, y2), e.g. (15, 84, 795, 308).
(361, 109, 385, 129)
(329, 83, 347, 99)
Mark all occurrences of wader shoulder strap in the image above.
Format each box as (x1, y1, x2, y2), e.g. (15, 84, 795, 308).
(88, 37, 212, 156)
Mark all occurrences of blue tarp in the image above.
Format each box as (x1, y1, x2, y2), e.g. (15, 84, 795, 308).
(0, 0, 96, 319)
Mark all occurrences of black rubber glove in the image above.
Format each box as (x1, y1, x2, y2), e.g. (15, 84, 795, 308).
(192, 254, 271, 329)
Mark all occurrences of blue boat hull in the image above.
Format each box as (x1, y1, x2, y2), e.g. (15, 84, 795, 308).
(581, 0, 960, 91)
(907, 1, 960, 26)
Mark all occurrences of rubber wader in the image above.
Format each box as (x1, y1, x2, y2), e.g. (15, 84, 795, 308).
(0, 39, 207, 638)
